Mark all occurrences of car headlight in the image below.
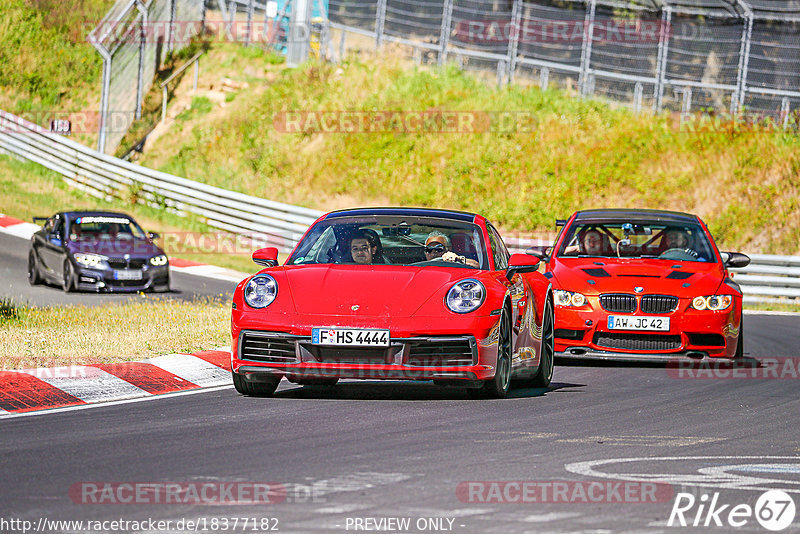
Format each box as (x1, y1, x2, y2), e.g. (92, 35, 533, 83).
(691, 295, 732, 311)
(554, 290, 587, 307)
(244, 274, 278, 309)
(74, 253, 106, 268)
(149, 254, 168, 266)
(446, 279, 485, 314)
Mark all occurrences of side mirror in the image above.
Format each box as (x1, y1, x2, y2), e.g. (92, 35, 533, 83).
(723, 252, 750, 268)
(253, 247, 279, 267)
(525, 245, 551, 261)
(148, 232, 160, 240)
(506, 253, 540, 280)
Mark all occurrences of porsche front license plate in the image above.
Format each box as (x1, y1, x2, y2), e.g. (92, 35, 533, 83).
(113, 270, 143, 280)
(312, 328, 390, 347)
(607, 316, 670, 331)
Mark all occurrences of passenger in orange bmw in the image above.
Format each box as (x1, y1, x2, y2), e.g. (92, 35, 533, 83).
(565, 228, 605, 256)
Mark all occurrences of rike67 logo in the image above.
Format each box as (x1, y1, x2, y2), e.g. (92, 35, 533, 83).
(668, 490, 796, 531)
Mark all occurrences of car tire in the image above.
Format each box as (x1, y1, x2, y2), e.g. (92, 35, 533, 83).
(527, 298, 555, 388)
(734, 319, 744, 359)
(232, 371, 280, 397)
(28, 251, 41, 286)
(62, 260, 75, 293)
(468, 304, 512, 399)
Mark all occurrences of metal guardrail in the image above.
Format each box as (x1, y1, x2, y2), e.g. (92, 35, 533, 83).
(734, 254, 800, 301)
(0, 109, 322, 252)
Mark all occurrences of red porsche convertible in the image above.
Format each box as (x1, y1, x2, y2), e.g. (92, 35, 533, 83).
(231, 207, 554, 398)
(535, 209, 750, 361)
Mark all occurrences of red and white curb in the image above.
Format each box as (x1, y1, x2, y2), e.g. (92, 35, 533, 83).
(0, 213, 248, 283)
(0, 349, 233, 417)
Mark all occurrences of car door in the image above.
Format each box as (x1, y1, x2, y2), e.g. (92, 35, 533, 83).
(39, 214, 66, 279)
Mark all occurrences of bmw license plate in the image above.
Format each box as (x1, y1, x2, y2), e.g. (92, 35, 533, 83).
(607, 316, 670, 331)
(312, 328, 390, 347)
(113, 270, 143, 281)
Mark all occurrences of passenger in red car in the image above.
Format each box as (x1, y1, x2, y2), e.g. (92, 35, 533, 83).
(350, 236, 377, 264)
(565, 228, 605, 256)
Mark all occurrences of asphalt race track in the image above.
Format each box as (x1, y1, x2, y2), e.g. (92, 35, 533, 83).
(0, 232, 239, 306)
(1, 320, 799, 532)
(2, 231, 800, 532)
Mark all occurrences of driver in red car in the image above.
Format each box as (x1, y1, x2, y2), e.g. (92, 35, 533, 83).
(425, 231, 479, 267)
(664, 229, 690, 249)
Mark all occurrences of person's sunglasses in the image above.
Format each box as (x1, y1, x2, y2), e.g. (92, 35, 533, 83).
(425, 243, 446, 253)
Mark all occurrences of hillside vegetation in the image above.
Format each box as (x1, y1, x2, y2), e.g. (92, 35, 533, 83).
(137, 45, 800, 254)
(0, 0, 113, 111)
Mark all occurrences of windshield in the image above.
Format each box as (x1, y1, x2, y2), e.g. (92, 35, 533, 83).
(557, 221, 716, 262)
(68, 216, 147, 241)
(287, 215, 489, 269)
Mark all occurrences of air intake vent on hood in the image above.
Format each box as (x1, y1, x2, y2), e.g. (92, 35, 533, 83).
(582, 268, 611, 277)
(666, 270, 694, 280)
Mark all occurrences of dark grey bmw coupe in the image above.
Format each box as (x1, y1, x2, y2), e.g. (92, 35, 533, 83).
(28, 211, 170, 293)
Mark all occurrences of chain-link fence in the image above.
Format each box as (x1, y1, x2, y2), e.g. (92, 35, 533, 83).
(89, 0, 205, 154)
(215, 0, 329, 61)
(325, 0, 800, 124)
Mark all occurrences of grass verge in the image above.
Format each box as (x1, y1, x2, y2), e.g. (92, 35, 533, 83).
(0, 296, 230, 369)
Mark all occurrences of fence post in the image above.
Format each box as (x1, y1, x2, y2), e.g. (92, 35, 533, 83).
(578, 0, 596, 97)
(162, 85, 168, 122)
(732, 7, 753, 116)
(506, 0, 522, 84)
(497, 59, 506, 87)
(375, 0, 387, 49)
(92, 44, 112, 154)
(653, 5, 671, 112)
(633, 82, 643, 112)
(339, 28, 347, 59)
(287, 0, 312, 67)
(781, 97, 791, 129)
(227, 0, 235, 41)
(245, 0, 255, 47)
(134, 0, 148, 120)
(540, 67, 549, 90)
(438, 0, 454, 66)
(167, 0, 176, 55)
(681, 87, 692, 124)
